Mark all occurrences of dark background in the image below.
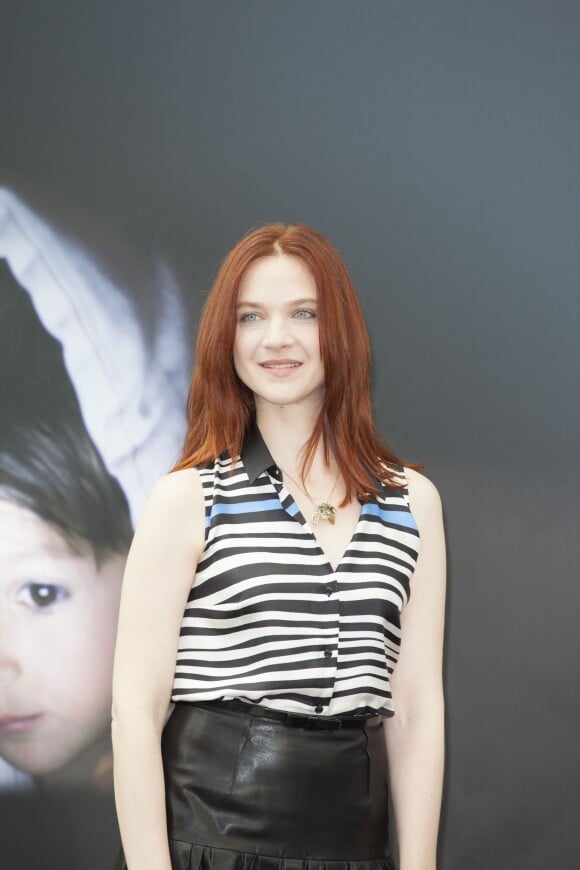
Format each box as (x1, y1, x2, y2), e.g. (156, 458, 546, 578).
(1, 1, 579, 867)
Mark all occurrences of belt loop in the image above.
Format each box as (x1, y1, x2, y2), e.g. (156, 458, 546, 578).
(285, 711, 310, 728)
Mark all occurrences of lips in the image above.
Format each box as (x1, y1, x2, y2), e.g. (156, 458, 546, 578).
(0, 714, 43, 733)
(259, 359, 302, 370)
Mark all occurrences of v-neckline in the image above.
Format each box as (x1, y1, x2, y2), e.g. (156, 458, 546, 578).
(269, 473, 365, 574)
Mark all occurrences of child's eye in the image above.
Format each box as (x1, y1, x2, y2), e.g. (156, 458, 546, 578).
(293, 309, 316, 320)
(17, 582, 70, 610)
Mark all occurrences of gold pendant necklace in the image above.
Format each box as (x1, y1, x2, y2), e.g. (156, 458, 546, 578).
(311, 502, 337, 527)
(276, 466, 341, 527)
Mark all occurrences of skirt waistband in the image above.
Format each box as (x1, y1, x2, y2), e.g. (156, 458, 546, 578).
(197, 699, 383, 730)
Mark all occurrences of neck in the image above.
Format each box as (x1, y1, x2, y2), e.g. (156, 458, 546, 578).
(255, 400, 332, 479)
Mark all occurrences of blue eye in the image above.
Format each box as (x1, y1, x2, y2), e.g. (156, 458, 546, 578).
(18, 582, 70, 610)
(293, 309, 316, 319)
(239, 312, 260, 323)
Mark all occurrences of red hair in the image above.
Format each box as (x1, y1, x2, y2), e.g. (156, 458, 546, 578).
(172, 223, 422, 501)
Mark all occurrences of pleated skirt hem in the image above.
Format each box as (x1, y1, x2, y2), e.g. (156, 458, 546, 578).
(169, 839, 396, 870)
(116, 839, 395, 870)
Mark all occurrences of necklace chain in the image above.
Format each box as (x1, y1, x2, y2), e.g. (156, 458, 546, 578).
(275, 465, 341, 527)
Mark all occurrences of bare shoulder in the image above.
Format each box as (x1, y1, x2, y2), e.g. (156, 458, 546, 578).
(136, 467, 206, 556)
(146, 467, 204, 514)
(403, 467, 443, 527)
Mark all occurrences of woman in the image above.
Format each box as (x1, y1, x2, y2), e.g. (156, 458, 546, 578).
(112, 224, 446, 870)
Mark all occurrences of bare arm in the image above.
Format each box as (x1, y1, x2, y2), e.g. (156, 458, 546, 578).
(111, 469, 206, 870)
(384, 468, 446, 870)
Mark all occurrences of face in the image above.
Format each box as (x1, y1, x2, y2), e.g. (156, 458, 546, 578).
(0, 500, 125, 777)
(233, 254, 324, 414)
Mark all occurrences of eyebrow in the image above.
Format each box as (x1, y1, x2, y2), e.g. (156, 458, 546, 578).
(236, 297, 318, 309)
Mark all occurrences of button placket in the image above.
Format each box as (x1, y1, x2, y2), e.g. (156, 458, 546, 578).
(319, 572, 339, 714)
(324, 579, 338, 597)
(269, 466, 341, 717)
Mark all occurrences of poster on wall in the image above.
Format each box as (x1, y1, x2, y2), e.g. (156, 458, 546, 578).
(0, 186, 191, 866)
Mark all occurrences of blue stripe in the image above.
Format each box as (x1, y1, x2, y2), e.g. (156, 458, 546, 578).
(361, 503, 418, 530)
(211, 498, 282, 518)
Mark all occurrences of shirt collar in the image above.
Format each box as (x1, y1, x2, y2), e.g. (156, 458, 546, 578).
(240, 422, 278, 484)
(240, 423, 397, 495)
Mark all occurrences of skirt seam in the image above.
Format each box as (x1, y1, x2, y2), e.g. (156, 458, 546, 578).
(227, 712, 252, 795)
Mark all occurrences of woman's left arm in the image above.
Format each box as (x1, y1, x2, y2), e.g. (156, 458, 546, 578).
(383, 468, 447, 870)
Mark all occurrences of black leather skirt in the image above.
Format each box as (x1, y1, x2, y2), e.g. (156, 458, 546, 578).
(117, 701, 395, 870)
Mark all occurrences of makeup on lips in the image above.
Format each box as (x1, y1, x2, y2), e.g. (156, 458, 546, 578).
(259, 359, 302, 376)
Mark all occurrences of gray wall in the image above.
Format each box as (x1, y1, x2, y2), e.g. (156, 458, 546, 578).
(2, 1, 578, 867)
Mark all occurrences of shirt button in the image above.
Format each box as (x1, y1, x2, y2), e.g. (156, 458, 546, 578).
(324, 649, 332, 659)
(315, 705, 323, 714)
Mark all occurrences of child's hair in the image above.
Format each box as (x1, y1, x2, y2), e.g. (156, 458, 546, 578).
(0, 260, 133, 564)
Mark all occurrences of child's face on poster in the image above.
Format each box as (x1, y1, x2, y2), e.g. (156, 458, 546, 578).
(0, 500, 125, 780)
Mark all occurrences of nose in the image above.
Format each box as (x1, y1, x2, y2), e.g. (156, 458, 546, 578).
(262, 315, 294, 349)
(0, 660, 20, 690)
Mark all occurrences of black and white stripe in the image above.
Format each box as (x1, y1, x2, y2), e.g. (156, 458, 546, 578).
(171, 427, 420, 717)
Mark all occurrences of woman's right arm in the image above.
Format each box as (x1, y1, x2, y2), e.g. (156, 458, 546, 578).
(111, 468, 206, 870)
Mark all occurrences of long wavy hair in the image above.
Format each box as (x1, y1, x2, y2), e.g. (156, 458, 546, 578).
(172, 223, 421, 502)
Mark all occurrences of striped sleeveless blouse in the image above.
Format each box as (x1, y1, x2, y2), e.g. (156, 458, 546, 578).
(171, 425, 421, 717)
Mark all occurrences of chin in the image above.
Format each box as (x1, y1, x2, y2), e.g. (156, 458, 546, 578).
(0, 753, 55, 776)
